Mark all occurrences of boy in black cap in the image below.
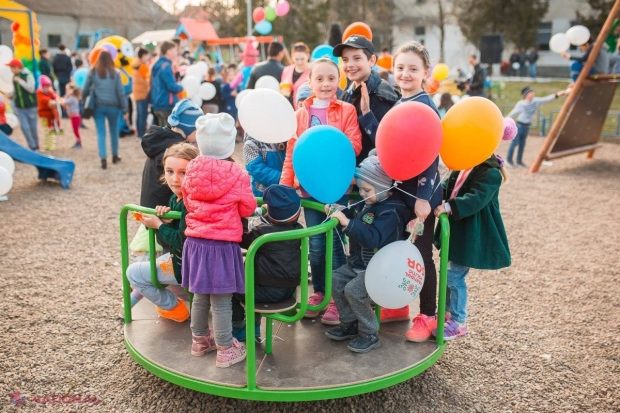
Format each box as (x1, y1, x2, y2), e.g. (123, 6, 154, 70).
(334, 35, 399, 165)
(232, 184, 304, 342)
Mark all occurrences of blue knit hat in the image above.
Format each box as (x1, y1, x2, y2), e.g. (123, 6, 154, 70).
(296, 82, 312, 105)
(263, 184, 301, 223)
(167, 99, 204, 137)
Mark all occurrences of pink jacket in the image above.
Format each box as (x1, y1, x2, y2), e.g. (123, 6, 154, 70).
(182, 156, 257, 242)
(280, 65, 309, 110)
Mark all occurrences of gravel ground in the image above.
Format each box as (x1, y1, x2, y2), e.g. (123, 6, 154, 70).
(1, 121, 619, 412)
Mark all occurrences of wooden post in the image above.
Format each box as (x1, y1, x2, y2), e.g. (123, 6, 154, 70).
(530, 0, 620, 173)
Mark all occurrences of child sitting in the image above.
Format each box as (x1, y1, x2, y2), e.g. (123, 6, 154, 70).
(63, 83, 82, 148)
(326, 156, 409, 353)
(232, 184, 304, 341)
(243, 135, 285, 197)
(36, 75, 62, 150)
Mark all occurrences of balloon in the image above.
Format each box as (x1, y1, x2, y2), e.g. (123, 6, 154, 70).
(549, 33, 570, 54)
(342, 22, 373, 42)
(566, 25, 590, 46)
(255, 20, 272, 35)
(426, 77, 440, 94)
(238, 89, 296, 143)
(181, 75, 201, 98)
(89, 47, 104, 66)
(503, 117, 517, 141)
(365, 241, 425, 309)
(255, 75, 281, 91)
(0, 66, 12, 84)
(432, 93, 442, 107)
(198, 82, 216, 100)
(185, 64, 203, 79)
(432, 63, 450, 81)
(451, 95, 461, 104)
(376, 102, 443, 180)
(100, 42, 118, 60)
(293, 125, 355, 204)
(0, 79, 13, 94)
(276, 1, 290, 16)
(440, 97, 504, 170)
(339, 65, 347, 90)
(0, 166, 12, 196)
(0, 45, 13, 65)
(0, 151, 15, 175)
(311, 44, 338, 64)
(72, 68, 89, 89)
(5, 114, 18, 129)
(191, 94, 203, 107)
(460, 94, 470, 101)
(512, 62, 520, 70)
(265, 6, 277, 21)
(235, 89, 252, 109)
(196, 61, 209, 76)
(253, 7, 265, 23)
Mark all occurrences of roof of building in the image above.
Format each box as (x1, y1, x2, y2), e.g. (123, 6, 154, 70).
(175, 18, 219, 41)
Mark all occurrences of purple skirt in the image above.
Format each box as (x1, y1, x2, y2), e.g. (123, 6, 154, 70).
(182, 237, 245, 295)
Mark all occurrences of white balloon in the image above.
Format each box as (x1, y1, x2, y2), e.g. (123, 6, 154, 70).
(549, 33, 570, 54)
(185, 64, 203, 79)
(196, 60, 209, 76)
(566, 25, 590, 46)
(0, 79, 13, 94)
(198, 82, 216, 101)
(0, 165, 12, 196)
(255, 75, 281, 92)
(432, 93, 442, 107)
(5, 113, 18, 129)
(235, 89, 252, 109)
(0, 65, 12, 83)
(191, 94, 203, 107)
(238, 89, 296, 143)
(181, 75, 201, 98)
(451, 95, 461, 104)
(0, 151, 14, 175)
(512, 62, 520, 70)
(0, 45, 13, 65)
(365, 241, 425, 309)
(460, 94, 470, 101)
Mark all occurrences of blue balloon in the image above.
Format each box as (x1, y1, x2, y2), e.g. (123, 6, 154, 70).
(255, 21, 272, 35)
(311, 44, 338, 64)
(73, 68, 89, 89)
(293, 125, 356, 204)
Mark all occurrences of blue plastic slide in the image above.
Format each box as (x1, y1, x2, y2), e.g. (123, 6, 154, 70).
(0, 131, 75, 189)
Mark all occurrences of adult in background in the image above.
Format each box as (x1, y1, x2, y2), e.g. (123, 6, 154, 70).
(38, 48, 53, 81)
(518, 48, 528, 77)
(150, 41, 184, 127)
(52, 43, 73, 115)
(246, 42, 285, 89)
(8, 59, 39, 150)
(81, 50, 127, 169)
(466, 54, 486, 97)
(527, 46, 539, 78)
(132, 47, 151, 139)
(280, 42, 310, 109)
(509, 49, 520, 76)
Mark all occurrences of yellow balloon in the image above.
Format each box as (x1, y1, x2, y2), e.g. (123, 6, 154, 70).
(432, 63, 450, 81)
(440, 97, 503, 170)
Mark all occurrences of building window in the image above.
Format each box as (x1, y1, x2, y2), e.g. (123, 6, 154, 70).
(415, 26, 426, 36)
(537, 22, 552, 51)
(48, 35, 62, 48)
(77, 35, 90, 49)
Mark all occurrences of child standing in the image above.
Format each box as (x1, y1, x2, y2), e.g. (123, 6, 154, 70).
(326, 156, 409, 352)
(437, 92, 454, 119)
(220, 64, 244, 121)
(63, 83, 82, 148)
(433, 154, 511, 340)
(279, 57, 362, 324)
(182, 113, 257, 367)
(36, 75, 62, 150)
(132, 47, 151, 139)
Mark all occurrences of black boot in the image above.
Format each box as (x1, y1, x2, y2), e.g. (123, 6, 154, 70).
(347, 332, 380, 353)
(101, 158, 107, 169)
(112, 155, 121, 164)
(325, 320, 358, 341)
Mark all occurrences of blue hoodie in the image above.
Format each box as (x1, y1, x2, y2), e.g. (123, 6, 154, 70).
(150, 56, 183, 111)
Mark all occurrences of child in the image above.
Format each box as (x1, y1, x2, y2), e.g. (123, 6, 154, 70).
(126, 142, 200, 321)
(295, 82, 312, 107)
(63, 83, 82, 148)
(182, 112, 257, 367)
(243, 134, 285, 197)
(334, 35, 399, 165)
(280, 57, 362, 325)
(506, 86, 567, 168)
(0, 94, 12, 136)
(437, 92, 454, 119)
(220, 64, 244, 121)
(202, 67, 223, 114)
(36, 75, 62, 151)
(432, 154, 511, 340)
(232, 184, 304, 341)
(378, 41, 443, 345)
(132, 47, 151, 139)
(326, 156, 408, 353)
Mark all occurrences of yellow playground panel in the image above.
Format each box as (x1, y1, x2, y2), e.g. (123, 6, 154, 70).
(0, 0, 39, 73)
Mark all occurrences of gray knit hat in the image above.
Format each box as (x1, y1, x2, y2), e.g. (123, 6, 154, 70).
(355, 156, 392, 193)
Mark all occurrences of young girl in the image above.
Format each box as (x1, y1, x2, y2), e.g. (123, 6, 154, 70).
(126, 142, 200, 321)
(280, 57, 362, 325)
(220, 64, 244, 122)
(437, 92, 454, 119)
(432, 154, 511, 339)
(182, 112, 257, 368)
(63, 83, 82, 149)
(379, 41, 444, 344)
(36, 75, 62, 150)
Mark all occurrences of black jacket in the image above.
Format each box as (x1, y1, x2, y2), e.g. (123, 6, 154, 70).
(469, 64, 486, 97)
(240, 219, 303, 288)
(247, 59, 284, 89)
(52, 54, 73, 79)
(528, 51, 539, 64)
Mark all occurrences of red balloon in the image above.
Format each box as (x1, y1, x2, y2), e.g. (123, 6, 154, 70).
(342, 22, 373, 42)
(426, 77, 440, 94)
(376, 102, 443, 181)
(253, 7, 265, 23)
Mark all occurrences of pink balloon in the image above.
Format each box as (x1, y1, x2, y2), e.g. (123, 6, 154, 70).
(276, 1, 290, 16)
(100, 43, 118, 60)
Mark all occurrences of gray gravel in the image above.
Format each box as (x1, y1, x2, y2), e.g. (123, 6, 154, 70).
(1, 123, 619, 412)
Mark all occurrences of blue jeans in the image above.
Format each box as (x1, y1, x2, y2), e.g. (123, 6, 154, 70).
(14, 106, 39, 150)
(529, 63, 537, 78)
(93, 106, 120, 159)
(135, 99, 148, 138)
(507, 123, 529, 164)
(446, 262, 470, 324)
(126, 253, 179, 310)
(304, 195, 348, 294)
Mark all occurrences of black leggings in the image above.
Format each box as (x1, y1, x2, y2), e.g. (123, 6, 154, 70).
(412, 211, 437, 317)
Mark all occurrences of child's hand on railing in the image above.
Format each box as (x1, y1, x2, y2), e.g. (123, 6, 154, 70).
(155, 206, 173, 224)
(140, 213, 163, 229)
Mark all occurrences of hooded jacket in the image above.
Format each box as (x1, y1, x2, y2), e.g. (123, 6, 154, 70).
(182, 156, 257, 242)
(132, 60, 150, 101)
(150, 56, 183, 111)
(243, 135, 285, 196)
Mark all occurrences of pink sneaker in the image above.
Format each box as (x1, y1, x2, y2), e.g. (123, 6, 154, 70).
(191, 334, 216, 357)
(304, 292, 324, 318)
(405, 314, 437, 342)
(321, 299, 340, 325)
(216, 339, 246, 368)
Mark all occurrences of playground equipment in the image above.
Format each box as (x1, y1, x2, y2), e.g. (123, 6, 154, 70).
(120, 200, 450, 401)
(75, 29, 117, 53)
(0, 0, 39, 77)
(530, 0, 620, 173)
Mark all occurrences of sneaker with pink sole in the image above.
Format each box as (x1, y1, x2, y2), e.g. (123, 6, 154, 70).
(216, 338, 247, 368)
(321, 299, 340, 325)
(191, 334, 216, 357)
(304, 292, 324, 318)
(405, 314, 437, 342)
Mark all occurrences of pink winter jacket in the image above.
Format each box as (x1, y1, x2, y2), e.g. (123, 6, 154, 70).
(182, 156, 257, 242)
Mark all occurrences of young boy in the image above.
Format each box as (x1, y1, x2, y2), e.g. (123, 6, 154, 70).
(36, 75, 62, 150)
(334, 36, 398, 165)
(132, 47, 151, 139)
(325, 156, 409, 353)
(232, 184, 303, 341)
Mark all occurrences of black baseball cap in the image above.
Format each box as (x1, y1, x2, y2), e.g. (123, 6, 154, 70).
(333, 35, 375, 57)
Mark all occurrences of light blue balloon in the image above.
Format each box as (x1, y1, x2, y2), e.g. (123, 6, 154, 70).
(255, 21, 273, 35)
(311, 44, 338, 64)
(293, 125, 356, 204)
(73, 68, 89, 89)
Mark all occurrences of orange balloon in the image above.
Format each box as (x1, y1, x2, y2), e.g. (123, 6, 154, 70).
(89, 47, 104, 67)
(342, 22, 373, 42)
(440, 97, 504, 170)
(339, 65, 348, 90)
(426, 77, 440, 94)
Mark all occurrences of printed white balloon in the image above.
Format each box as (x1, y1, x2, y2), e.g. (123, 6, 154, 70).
(566, 25, 590, 46)
(185, 64, 203, 79)
(0, 45, 13, 65)
(235, 89, 252, 109)
(549, 33, 570, 54)
(5, 113, 18, 129)
(196, 60, 209, 76)
(255, 75, 280, 92)
(0, 165, 12, 196)
(0, 151, 15, 175)
(432, 93, 442, 107)
(198, 82, 216, 101)
(181, 75, 201, 98)
(238, 88, 296, 143)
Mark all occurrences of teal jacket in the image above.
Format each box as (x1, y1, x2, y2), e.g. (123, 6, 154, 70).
(156, 195, 187, 284)
(434, 156, 511, 270)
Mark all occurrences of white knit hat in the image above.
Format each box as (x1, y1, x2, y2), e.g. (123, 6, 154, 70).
(195, 113, 237, 159)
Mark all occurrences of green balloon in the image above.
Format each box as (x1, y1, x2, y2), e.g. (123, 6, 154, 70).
(265, 6, 277, 21)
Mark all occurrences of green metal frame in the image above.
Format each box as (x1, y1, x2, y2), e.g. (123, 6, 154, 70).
(119, 201, 450, 401)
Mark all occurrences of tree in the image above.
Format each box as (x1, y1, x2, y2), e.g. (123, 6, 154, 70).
(330, 0, 397, 49)
(576, 0, 615, 36)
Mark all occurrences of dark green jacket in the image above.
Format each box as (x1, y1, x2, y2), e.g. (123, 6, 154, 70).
(434, 156, 511, 270)
(156, 195, 186, 284)
(39, 57, 53, 78)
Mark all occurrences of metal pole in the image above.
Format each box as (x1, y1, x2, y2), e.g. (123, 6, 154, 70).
(247, 0, 252, 37)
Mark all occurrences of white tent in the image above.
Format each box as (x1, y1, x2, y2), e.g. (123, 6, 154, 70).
(131, 29, 176, 44)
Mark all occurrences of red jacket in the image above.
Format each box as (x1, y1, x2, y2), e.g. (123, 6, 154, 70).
(280, 96, 362, 189)
(36, 89, 58, 119)
(182, 156, 257, 242)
